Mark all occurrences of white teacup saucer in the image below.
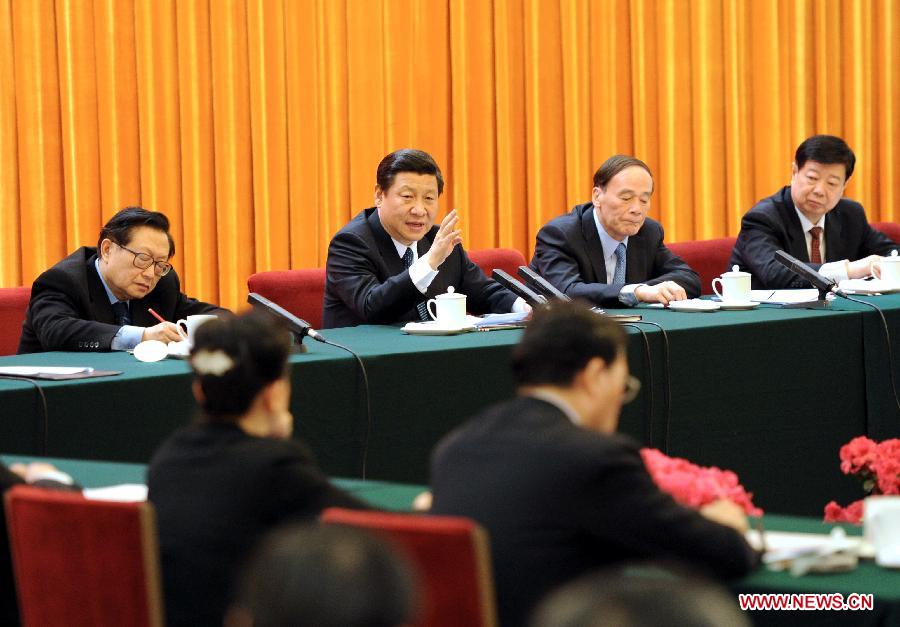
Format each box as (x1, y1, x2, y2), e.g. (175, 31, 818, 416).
(718, 301, 760, 310)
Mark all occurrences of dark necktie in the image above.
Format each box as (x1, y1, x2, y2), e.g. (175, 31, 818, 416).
(403, 247, 430, 321)
(112, 301, 131, 326)
(613, 242, 627, 284)
(809, 226, 823, 264)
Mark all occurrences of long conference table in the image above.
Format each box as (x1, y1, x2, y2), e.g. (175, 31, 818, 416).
(3, 455, 898, 627)
(0, 293, 898, 517)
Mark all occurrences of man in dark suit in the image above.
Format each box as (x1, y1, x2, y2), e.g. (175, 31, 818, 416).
(730, 135, 897, 289)
(323, 149, 527, 328)
(430, 302, 758, 626)
(19, 207, 226, 353)
(531, 155, 700, 308)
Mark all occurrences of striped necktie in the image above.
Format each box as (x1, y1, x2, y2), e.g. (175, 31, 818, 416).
(403, 247, 430, 321)
(112, 301, 131, 326)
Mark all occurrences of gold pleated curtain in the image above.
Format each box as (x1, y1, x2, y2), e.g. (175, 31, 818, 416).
(1, 0, 898, 312)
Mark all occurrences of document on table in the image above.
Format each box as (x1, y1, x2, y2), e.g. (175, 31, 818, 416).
(750, 289, 819, 304)
(83, 484, 148, 502)
(0, 366, 121, 380)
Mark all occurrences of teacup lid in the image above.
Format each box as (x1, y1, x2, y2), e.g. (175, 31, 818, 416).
(436, 286, 465, 299)
(889, 250, 899, 258)
(721, 265, 750, 277)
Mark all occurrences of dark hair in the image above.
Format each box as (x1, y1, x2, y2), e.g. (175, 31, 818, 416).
(190, 311, 292, 420)
(593, 155, 653, 189)
(97, 206, 175, 258)
(794, 135, 855, 180)
(376, 149, 444, 195)
(512, 301, 627, 387)
(231, 523, 416, 627)
(530, 564, 750, 627)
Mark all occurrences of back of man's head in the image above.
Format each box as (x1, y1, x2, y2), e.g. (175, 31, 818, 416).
(376, 149, 445, 195)
(228, 523, 416, 627)
(97, 206, 175, 257)
(530, 565, 750, 627)
(794, 135, 855, 180)
(512, 302, 626, 388)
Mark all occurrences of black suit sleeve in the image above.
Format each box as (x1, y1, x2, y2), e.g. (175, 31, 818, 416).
(27, 267, 121, 351)
(580, 445, 758, 579)
(533, 222, 625, 307)
(325, 230, 428, 324)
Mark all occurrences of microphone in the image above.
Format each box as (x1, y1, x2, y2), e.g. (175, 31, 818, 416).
(247, 292, 327, 343)
(491, 270, 548, 307)
(516, 266, 572, 301)
(773, 250, 842, 295)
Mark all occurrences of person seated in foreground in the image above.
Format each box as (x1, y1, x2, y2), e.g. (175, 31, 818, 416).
(430, 301, 758, 626)
(531, 155, 700, 307)
(1, 461, 78, 625)
(529, 564, 750, 627)
(323, 148, 528, 328)
(226, 523, 416, 627)
(729, 135, 897, 289)
(19, 206, 227, 353)
(147, 311, 367, 627)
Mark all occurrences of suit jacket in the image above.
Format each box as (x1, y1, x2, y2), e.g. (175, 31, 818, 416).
(430, 397, 758, 627)
(18, 247, 226, 353)
(530, 203, 701, 307)
(148, 422, 368, 627)
(323, 208, 518, 328)
(729, 187, 898, 289)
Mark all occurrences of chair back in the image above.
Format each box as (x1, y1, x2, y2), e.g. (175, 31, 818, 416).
(321, 507, 498, 627)
(4, 485, 163, 627)
(872, 221, 900, 246)
(0, 287, 31, 355)
(247, 268, 327, 329)
(468, 248, 527, 279)
(667, 237, 737, 295)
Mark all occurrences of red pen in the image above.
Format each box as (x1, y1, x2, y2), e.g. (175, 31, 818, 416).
(147, 308, 166, 324)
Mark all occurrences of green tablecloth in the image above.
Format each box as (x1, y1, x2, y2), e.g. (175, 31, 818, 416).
(1, 293, 897, 516)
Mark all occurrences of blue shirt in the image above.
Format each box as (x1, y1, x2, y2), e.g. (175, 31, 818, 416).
(94, 258, 144, 350)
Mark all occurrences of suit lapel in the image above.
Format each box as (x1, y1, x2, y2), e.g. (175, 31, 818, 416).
(625, 230, 647, 284)
(367, 209, 407, 277)
(85, 254, 117, 324)
(824, 211, 844, 262)
(580, 206, 609, 283)
(777, 188, 810, 261)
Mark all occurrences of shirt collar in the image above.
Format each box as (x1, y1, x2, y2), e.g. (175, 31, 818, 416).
(794, 205, 826, 233)
(592, 208, 629, 258)
(94, 258, 126, 305)
(524, 389, 583, 426)
(391, 237, 419, 262)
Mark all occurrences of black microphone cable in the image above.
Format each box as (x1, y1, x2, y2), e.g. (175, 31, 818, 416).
(622, 323, 654, 444)
(835, 293, 900, 413)
(307, 335, 374, 479)
(0, 376, 49, 455)
(628, 320, 672, 453)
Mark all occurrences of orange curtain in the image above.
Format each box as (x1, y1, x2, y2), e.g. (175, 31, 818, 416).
(1, 0, 898, 311)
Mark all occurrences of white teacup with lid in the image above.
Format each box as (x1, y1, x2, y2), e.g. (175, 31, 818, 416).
(712, 265, 752, 303)
(871, 250, 900, 285)
(427, 286, 468, 327)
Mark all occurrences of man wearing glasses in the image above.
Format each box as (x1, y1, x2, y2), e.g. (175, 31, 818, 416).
(18, 207, 226, 353)
(430, 302, 756, 627)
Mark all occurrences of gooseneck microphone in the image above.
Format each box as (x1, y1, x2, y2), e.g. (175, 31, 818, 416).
(516, 266, 572, 301)
(773, 250, 843, 296)
(491, 269, 548, 307)
(247, 292, 327, 343)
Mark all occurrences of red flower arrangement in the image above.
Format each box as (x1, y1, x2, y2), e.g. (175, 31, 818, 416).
(640, 448, 762, 516)
(824, 436, 900, 524)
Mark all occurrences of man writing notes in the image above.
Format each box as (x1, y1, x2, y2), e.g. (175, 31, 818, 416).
(18, 207, 226, 353)
(323, 149, 528, 328)
(430, 302, 757, 626)
(530, 155, 700, 307)
(729, 135, 897, 289)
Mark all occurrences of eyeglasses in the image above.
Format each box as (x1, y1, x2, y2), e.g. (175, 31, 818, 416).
(623, 375, 641, 404)
(117, 243, 172, 276)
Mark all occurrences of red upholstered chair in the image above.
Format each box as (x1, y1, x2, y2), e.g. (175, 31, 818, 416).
(5, 485, 163, 627)
(247, 268, 327, 329)
(873, 221, 900, 245)
(0, 286, 30, 356)
(667, 237, 737, 295)
(321, 507, 498, 627)
(468, 247, 527, 279)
